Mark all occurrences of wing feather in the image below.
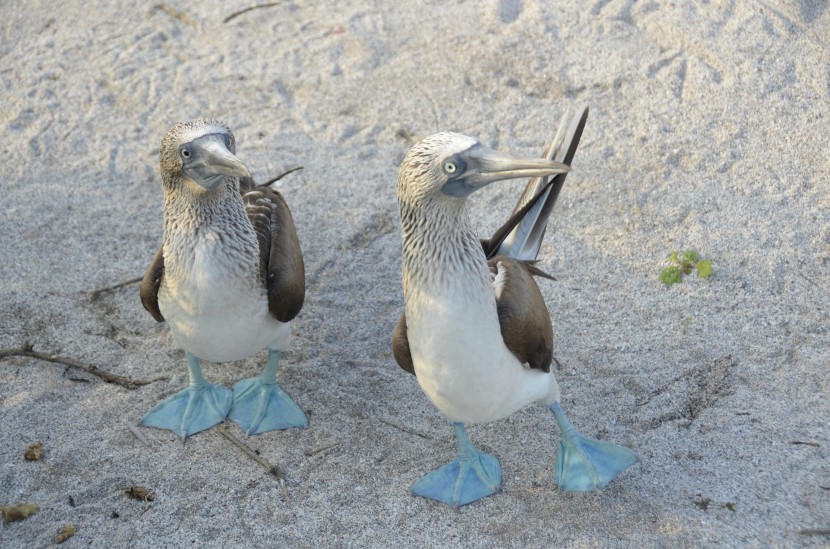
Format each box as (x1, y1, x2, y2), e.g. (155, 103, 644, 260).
(243, 187, 305, 322)
(140, 246, 165, 322)
(392, 313, 416, 375)
(488, 256, 553, 372)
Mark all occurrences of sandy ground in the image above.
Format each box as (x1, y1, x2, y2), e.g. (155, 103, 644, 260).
(1, 1, 828, 547)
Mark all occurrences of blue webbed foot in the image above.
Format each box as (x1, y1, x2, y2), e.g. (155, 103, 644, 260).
(227, 350, 307, 435)
(412, 423, 501, 507)
(550, 402, 638, 492)
(142, 353, 232, 439)
(228, 378, 308, 434)
(142, 384, 232, 438)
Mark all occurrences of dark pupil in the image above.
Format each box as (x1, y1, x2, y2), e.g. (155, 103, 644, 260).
(182, 149, 189, 157)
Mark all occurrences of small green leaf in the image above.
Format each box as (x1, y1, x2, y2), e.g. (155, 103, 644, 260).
(681, 250, 700, 263)
(660, 266, 683, 286)
(696, 259, 713, 278)
(669, 251, 679, 264)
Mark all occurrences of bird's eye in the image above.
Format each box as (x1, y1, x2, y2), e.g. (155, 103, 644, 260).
(181, 148, 190, 159)
(443, 162, 457, 174)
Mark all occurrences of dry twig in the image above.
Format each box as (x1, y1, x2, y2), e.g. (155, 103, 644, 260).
(216, 424, 290, 502)
(378, 417, 431, 440)
(304, 443, 339, 457)
(125, 421, 153, 446)
(155, 3, 197, 26)
(223, 3, 279, 24)
(0, 342, 165, 390)
(88, 276, 142, 300)
(797, 529, 830, 536)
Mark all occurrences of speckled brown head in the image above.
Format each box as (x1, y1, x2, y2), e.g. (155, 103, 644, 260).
(159, 118, 249, 194)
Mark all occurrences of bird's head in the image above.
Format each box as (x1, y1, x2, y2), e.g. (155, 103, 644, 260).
(159, 118, 250, 194)
(397, 132, 570, 206)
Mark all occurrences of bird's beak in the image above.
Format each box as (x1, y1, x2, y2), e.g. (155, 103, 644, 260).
(443, 144, 570, 197)
(182, 133, 251, 191)
(465, 145, 570, 186)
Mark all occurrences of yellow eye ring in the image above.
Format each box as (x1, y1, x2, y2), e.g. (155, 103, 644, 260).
(443, 162, 457, 174)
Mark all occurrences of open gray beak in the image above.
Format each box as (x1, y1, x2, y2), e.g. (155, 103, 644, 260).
(182, 133, 251, 191)
(443, 144, 570, 197)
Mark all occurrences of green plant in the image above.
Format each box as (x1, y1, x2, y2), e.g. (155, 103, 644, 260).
(659, 250, 713, 286)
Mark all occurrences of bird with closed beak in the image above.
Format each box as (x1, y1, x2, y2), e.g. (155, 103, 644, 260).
(140, 118, 307, 439)
(393, 108, 637, 506)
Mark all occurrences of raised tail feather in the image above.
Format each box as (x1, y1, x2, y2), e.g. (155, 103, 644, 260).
(483, 106, 589, 262)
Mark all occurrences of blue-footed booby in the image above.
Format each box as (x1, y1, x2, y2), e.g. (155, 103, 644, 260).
(392, 107, 637, 506)
(140, 119, 307, 439)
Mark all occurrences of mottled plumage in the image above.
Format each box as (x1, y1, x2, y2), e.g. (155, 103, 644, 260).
(140, 118, 307, 438)
(395, 130, 567, 424)
(393, 108, 637, 506)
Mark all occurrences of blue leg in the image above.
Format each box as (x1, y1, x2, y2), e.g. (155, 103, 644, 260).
(412, 423, 501, 507)
(227, 350, 308, 435)
(142, 353, 232, 439)
(550, 402, 638, 492)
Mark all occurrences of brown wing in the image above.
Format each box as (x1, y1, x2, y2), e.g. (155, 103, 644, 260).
(391, 312, 415, 375)
(489, 255, 553, 372)
(140, 245, 165, 322)
(243, 187, 305, 322)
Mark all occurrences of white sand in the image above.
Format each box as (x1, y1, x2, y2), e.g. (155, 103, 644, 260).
(1, 1, 828, 546)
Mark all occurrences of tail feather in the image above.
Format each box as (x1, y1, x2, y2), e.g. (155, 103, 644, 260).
(238, 166, 305, 196)
(490, 106, 589, 261)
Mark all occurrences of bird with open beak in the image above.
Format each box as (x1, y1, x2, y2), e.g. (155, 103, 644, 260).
(140, 119, 307, 439)
(393, 108, 637, 506)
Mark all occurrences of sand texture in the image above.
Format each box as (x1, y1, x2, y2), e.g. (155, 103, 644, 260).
(1, 1, 828, 546)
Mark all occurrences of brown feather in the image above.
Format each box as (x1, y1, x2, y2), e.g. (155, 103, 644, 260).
(243, 187, 305, 323)
(140, 246, 165, 322)
(489, 256, 553, 372)
(392, 313, 416, 375)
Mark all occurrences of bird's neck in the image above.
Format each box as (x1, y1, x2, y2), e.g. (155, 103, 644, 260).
(399, 195, 490, 299)
(161, 177, 258, 279)
(162, 177, 245, 235)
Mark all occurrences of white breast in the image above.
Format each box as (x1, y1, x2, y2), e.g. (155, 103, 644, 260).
(406, 278, 557, 424)
(159, 228, 290, 363)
